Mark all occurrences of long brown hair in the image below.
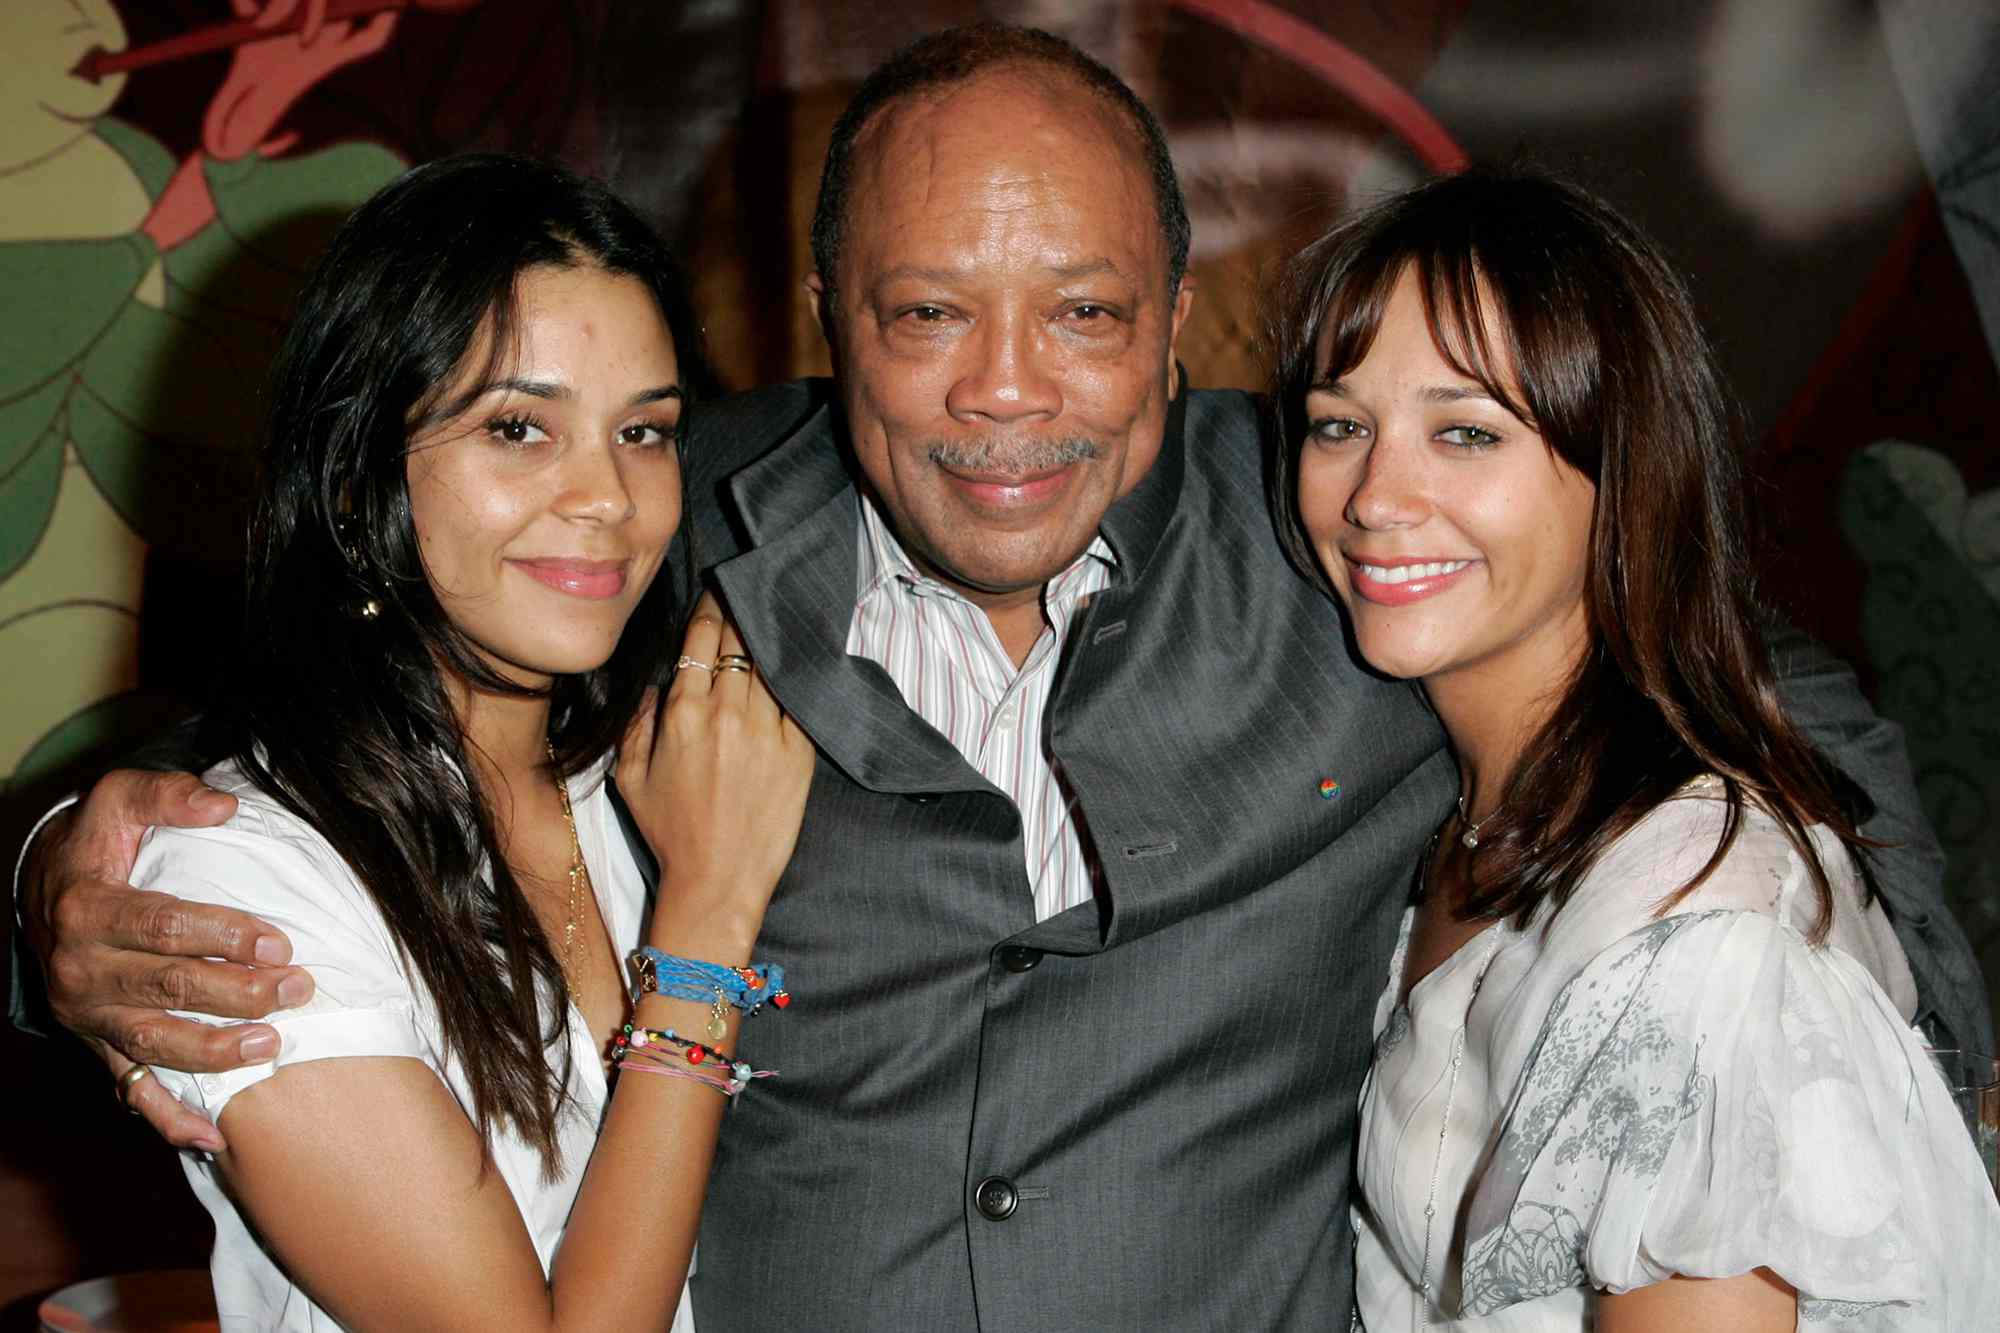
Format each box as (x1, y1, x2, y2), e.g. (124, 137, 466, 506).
(1270, 167, 1870, 938)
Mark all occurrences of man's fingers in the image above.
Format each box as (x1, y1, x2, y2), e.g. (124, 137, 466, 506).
(112, 952, 312, 1020)
(113, 769, 238, 831)
(61, 769, 234, 889)
(134, 1075, 228, 1152)
(103, 1048, 225, 1153)
(59, 884, 290, 964)
(98, 1004, 289, 1072)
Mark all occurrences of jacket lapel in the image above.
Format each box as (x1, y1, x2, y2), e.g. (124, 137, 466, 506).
(711, 406, 987, 797)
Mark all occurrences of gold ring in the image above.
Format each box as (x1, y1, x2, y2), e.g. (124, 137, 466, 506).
(117, 1062, 155, 1113)
(713, 654, 754, 675)
(675, 655, 713, 674)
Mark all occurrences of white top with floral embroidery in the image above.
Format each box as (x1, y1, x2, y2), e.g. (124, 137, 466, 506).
(1353, 786, 2000, 1331)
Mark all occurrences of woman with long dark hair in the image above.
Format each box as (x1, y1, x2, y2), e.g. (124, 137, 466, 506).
(130, 153, 813, 1329)
(1272, 169, 2000, 1329)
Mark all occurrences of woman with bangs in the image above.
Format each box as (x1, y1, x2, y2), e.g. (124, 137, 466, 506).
(126, 154, 814, 1330)
(1270, 168, 2000, 1330)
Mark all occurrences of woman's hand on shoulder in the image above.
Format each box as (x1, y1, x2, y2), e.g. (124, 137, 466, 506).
(616, 592, 813, 955)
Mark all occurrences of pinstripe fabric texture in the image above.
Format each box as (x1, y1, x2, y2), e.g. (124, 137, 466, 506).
(848, 496, 1114, 922)
(699, 385, 1454, 1330)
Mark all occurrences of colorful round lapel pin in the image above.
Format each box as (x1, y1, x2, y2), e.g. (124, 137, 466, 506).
(1318, 777, 1341, 801)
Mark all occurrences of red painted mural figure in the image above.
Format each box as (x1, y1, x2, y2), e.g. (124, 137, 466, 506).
(0, 0, 406, 796)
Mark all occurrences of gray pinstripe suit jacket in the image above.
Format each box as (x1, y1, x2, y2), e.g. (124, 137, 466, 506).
(684, 382, 1440, 1329)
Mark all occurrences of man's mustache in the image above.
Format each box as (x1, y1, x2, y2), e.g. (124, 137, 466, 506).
(925, 436, 1103, 472)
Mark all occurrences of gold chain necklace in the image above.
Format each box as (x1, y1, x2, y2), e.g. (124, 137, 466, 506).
(548, 741, 585, 999)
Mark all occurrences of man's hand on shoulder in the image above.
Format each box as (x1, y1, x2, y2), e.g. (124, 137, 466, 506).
(22, 769, 313, 1150)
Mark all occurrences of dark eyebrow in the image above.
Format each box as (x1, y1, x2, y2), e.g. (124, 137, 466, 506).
(484, 377, 568, 401)
(480, 379, 684, 408)
(1047, 259, 1120, 282)
(1309, 377, 1498, 406)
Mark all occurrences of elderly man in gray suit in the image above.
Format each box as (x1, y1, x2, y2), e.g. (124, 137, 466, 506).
(16, 23, 1987, 1331)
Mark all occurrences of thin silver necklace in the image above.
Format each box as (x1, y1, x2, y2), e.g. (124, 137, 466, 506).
(1454, 794, 1500, 850)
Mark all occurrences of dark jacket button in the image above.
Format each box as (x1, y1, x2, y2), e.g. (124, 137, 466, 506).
(974, 1176, 1019, 1220)
(996, 945, 1042, 973)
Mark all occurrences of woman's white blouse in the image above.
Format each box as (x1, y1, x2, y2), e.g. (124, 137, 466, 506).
(134, 756, 694, 1332)
(1353, 789, 2000, 1331)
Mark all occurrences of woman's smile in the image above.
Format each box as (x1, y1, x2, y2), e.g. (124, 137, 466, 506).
(506, 556, 631, 599)
(1343, 555, 1479, 605)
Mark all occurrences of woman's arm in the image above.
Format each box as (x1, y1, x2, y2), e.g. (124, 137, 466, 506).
(213, 601, 813, 1331)
(1598, 1268, 1796, 1331)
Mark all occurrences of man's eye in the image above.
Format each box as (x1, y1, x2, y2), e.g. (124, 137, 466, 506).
(903, 305, 948, 322)
(1070, 304, 1109, 321)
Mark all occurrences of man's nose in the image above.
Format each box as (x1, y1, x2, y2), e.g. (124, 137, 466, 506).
(945, 312, 1061, 423)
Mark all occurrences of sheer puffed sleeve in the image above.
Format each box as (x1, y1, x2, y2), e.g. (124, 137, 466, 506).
(1459, 902, 2000, 1329)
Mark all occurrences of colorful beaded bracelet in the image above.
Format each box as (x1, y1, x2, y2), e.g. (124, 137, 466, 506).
(611, 1025, 776, 1098)
(611, 1023, 733, 1070)
(618, 1058, 758, 1098)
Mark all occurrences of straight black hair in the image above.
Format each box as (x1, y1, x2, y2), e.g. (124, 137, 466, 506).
(1271, 167, 1871, 939)
(228, 153, 706, 1171)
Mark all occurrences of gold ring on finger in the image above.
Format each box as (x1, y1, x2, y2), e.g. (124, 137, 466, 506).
(117, 1062, 155, 1113)
(714, 654, 754, 675)
(676, 655, 713, 674)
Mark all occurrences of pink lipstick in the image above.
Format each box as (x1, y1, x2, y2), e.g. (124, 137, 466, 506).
(509, 558, 628, 599)
(1345, 556, 1478, 607)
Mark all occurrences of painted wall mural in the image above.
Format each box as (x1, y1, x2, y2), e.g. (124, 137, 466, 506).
(1, 0, 406, 810)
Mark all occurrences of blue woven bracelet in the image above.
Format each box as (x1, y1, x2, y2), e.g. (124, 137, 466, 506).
(627, 947, 790, 1015)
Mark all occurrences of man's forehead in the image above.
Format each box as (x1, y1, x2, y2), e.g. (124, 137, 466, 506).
(852, 66, 1147, 198)
(843, 77, 1160, 284)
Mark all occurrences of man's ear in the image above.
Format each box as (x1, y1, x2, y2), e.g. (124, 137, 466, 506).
(1166, 275, 1197, 397)
(805, 272, 836, 355)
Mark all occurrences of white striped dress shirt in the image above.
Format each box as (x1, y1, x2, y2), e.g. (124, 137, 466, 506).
(847, 495, 1116, 922)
